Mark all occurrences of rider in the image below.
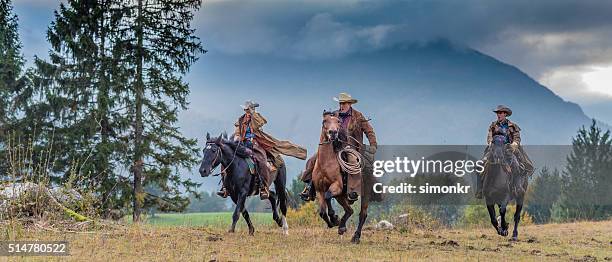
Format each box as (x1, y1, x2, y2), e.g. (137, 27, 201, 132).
(217, 100, 307, 200)
(476, 105, 533, 199)
(299, 92, 377, 202)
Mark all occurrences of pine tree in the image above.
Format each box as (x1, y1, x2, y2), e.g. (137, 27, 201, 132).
(14, 0, 204, 220)
(15, 0, 127, 203)
(0, 0, 25, 174)
(525, 167, 562, 223)
(552, 120, 612, 221)
(115, 0, 205, 221)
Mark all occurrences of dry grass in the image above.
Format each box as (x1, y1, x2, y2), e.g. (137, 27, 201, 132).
(1, 219, 610, 261)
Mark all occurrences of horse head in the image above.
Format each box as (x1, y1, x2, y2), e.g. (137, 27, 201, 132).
(322, 110, 341, 142)
(199, 132, 224, 177)
(490, 135, 507, 164)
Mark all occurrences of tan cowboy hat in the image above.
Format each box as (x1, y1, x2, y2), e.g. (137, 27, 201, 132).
(240, 100, 259, 110)
(493, 105, 512, 116)
(333, 92, 358, 104)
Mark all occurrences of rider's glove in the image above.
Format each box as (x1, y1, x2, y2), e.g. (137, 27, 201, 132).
(369, 145, 377, 154)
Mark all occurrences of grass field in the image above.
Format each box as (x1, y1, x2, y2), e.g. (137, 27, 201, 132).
(141, 212, 275, 228)
(3, 213, 611, 261)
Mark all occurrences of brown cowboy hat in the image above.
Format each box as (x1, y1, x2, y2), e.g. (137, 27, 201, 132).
(493, 105, 512, 116)
(333, 92, 358, 104)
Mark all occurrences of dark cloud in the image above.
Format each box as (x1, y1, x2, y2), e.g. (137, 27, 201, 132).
(196, 0, 612, 108)
(197, 0, 612, 62)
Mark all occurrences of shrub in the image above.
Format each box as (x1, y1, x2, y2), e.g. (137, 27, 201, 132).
(458, 204, 533, 227)
(286, 201, 319, 227)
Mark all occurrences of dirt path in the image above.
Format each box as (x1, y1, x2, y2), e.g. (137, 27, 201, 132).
(4, 220, 611, 261)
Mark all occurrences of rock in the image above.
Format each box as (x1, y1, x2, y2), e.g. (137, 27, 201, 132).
(375, 220, 394, 230)
(50, 187, 83, 207)
(0, 182, 89, 221)
(0, 182, 42, 213)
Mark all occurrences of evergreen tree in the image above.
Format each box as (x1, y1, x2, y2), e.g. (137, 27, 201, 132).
(16, 0, 129, 207)
(552, 120, 612, 221)
(0, 0, 25, 173)
(525, 167, 562, 224)
(116, 0, 205, 221)
(19, 0, 205, 220)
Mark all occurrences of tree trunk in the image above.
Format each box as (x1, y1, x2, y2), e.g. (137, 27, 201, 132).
(132, 0, 145, 223)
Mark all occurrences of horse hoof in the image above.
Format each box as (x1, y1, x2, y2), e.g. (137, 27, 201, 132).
(351, 237, 360, 244)
(501, 229, 509, 237)
(228, 229, 235, 233)
(249, 230, 255, 236)
(331, 215, 339, 227)
(274, 217, 283, 227)
(338, 227, 347, 235)
(511, 236, 518, 241)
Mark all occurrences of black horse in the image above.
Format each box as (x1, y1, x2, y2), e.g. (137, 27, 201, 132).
(483, 135, 528, 241)
(199, 133, 289, 235)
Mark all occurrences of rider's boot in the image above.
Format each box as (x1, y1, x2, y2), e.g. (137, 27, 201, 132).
(216, 185, 228, 198)
(347, 191, 359, 202)
(259, 177, 270, 200)
(475, 173, 483, 199)
(299, 180, 315, 201)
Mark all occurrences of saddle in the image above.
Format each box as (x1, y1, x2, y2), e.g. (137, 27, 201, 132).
(227, 140, 277, 175)
(244, 157, 277, 175)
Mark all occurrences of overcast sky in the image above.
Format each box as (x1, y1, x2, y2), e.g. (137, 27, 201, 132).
(12, 0, 612, 123)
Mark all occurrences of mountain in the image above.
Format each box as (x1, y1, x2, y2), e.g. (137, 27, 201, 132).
(181, 40, 607, 190)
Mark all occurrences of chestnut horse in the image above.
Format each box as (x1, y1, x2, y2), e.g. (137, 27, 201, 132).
(312, 112, 368, 243)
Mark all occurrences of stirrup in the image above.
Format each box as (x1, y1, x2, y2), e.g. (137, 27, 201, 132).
(347, 192, 359, 202)
(259, 187, 270, 200)
(299, 186, 314, 201)
(216, 189, 228, 198)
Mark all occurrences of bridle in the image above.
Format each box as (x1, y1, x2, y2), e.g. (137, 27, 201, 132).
(204, 140, 241, 175)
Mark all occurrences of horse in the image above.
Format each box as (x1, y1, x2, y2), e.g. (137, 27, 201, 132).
(483, 134, 528, 241)
(198, 133, 289, 235)
(312, 112, 369, 244)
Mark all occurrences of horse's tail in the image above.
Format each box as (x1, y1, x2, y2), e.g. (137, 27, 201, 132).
(273, 163, 289, 234)
(274, 164, 288, 216)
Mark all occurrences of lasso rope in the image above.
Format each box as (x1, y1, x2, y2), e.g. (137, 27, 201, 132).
(337, 146, 363, 175)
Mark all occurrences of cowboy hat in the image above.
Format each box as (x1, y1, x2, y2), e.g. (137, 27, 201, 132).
(493, 105, 512, 116)
(333, 92, 358, 104)
(240, 100, 259, 110)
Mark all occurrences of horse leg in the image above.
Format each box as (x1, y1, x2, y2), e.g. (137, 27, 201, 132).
(229, 193, 247, 233)
(498, 203, 509, 236)
(336, 196, 353, 236)
(316, 191, 334, 228)
(486, 204, 499, 233)
(242, 210, 255, 236)
(274, 164, 289, 235)
(512, 198, 524, 241)
(268, 191, 282, 227)
(351, 195, 369, 244)
(326, 198, 339, 227)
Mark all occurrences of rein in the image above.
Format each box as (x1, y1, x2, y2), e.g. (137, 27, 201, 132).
(207, 140, 242, 175)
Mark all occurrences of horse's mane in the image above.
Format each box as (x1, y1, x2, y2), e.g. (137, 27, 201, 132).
(223, 139, 253, 158)
(333, 128, 348, 152)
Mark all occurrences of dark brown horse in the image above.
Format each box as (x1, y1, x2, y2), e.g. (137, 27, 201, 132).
(312, 112, 369, 244)
(484, 135, 528, 241)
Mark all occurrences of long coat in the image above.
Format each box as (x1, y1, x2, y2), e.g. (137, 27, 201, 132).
(234, 112, 307, 166)
(487, 119, 521, 145)
(334, 108, 377, 152)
